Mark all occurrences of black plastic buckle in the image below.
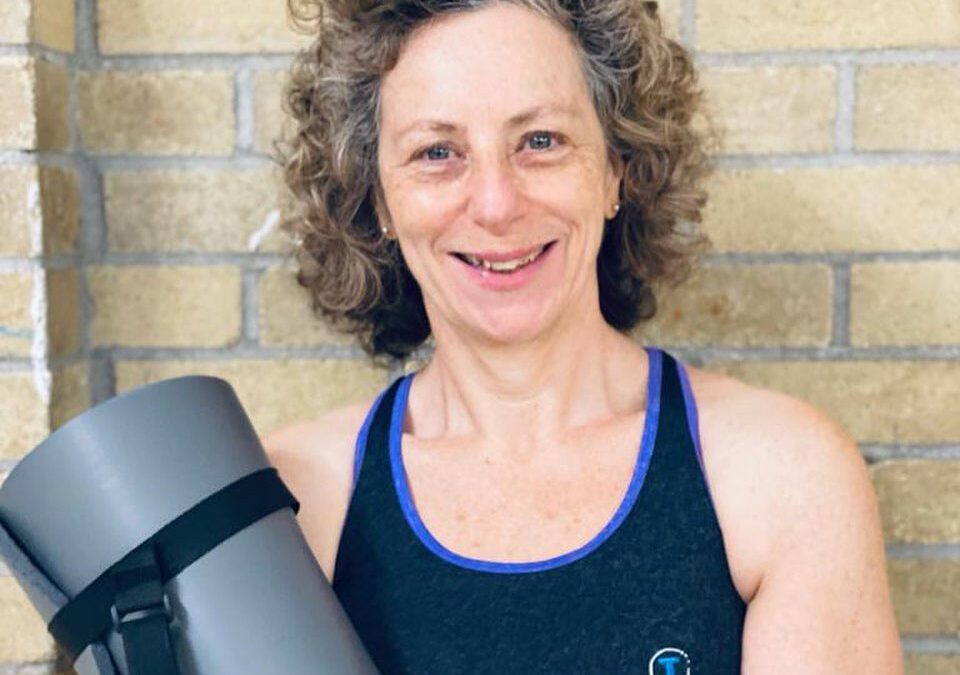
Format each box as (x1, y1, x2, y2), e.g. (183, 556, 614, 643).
(110, 589, 173, 633)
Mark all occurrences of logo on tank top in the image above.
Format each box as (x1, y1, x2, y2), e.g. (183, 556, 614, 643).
(648, 647, 691, 675)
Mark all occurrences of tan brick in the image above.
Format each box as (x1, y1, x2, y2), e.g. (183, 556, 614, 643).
(88, 266, 242, 348)
(32, 0, 75, 53)
(105, 168, 282, 252)
(0, 577, 56, 663)
(46, 267, 80, 358)
(116, 359, 389, 439)
(889, 558, 960, 635)
(0, 373, 49, 460)
(0, 0, 30, 44)
(98, 0, 312, 54)
(851, 262, 960, 346)
(0, 57, 35, 149)
(78, 70, 234, 155)
(872, 460, 960, 544)
(253, 69, 293, 158)
(259, 265, 357, 348)
(705, 166, 960, 252)
(697, 0, 960, 52)
(0, 165, 79, 257)
(34, 57, 69, 151)
(38, 165, 81, 255)
(50, 361, 90, 430)
(0, 165, 36, 256)
(636, 263, 832, 347)
(857, 65, 960, 152)
(704, 360, 960, 444)
(0, 271, 33, 358)
(905, 654, 960, 675)
(699, 66, 836, 154)
(656, 0, 682, 41)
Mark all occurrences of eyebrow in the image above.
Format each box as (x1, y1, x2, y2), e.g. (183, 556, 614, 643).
(392, 102, 580, 143)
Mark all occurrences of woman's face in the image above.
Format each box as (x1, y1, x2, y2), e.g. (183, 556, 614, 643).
(377, 2, 623, 348)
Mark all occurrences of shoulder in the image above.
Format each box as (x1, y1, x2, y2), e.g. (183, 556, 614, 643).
(260, 393, 381, 583)
(682, 362, 901, 670)
(680, 362, 878, 600)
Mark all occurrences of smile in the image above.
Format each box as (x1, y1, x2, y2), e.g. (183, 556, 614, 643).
(452, 241, 557, 274)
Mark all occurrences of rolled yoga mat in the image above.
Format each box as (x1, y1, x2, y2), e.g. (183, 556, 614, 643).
(0, 375, 380, 675)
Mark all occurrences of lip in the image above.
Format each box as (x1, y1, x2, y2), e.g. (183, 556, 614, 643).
(448, 239, 558, 291)
(452, 242, 552, 263)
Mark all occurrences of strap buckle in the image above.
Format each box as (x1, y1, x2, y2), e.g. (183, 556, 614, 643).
(110, 586, 173, 632)
(109, 544, 174, 634)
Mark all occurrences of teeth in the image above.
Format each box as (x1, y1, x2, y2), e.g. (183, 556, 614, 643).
(463, 245, 547, 272)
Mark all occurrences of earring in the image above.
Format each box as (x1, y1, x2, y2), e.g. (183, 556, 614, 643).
(613, 202, 620, 214)
(381, 224, 391, 238)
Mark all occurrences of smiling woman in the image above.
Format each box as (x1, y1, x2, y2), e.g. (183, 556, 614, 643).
(276, 0, 710, 362)
(267, 1, 903, 674)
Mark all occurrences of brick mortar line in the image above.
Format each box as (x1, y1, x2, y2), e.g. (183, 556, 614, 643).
(234, 68, 255, 151)
(679, 0, 696, 50)
(704, 252, 960, 264)
(886, 544, 960, 559)
(77, 53, 296, 70)
(102, 344, 375, 360)
(831, 263, 851, 347)
(862, 445, 960, 462)
(241, 268, 262, 345)
(696, 48, 960, 66)
(3, 345, 956, 368)
(901, 636, 960, 654)
(0, 152, 78, 167)
(658, 345, 960, 363)
(12, 47, 957, 70)
(7, 150, 960, 168)
(0, 43, 71, 64)
(714, 152, 960, 168)
(5, 251, 960, 270)
(0, 663, 58, 675)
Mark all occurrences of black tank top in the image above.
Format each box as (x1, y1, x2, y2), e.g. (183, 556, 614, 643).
(332, 346, 747, 674)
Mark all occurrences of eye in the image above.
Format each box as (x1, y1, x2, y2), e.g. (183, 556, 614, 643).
(524, 130, 561, 152)
(420, 144, 452, 162)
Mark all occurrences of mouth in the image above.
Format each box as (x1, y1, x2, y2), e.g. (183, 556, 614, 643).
(450, 240, 557, 274)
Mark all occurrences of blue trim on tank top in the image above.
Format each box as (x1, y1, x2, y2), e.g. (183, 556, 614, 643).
(674, 359, 720, 519)
(352, 382, 393, 492)
(386, 345, 663, 574)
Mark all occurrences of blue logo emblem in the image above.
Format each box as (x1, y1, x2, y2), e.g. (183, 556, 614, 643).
(648, 647, 691, 675)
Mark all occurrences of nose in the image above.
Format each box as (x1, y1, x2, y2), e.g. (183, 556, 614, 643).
(464, 148, 526, 237)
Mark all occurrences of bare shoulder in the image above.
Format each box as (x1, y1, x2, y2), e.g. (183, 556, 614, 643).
(260, 394, 380, 584)
(680, 362, 878, 604)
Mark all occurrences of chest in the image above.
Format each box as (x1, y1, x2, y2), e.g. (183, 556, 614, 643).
(396, 412, 649, 564)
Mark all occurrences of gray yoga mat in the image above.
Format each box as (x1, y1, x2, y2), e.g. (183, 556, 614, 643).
(0, 374, 380, 675)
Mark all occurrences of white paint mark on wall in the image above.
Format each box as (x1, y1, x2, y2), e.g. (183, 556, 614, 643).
(27, 179, 42, 256)
(27, 179, 51, 405)
(247, 208, 280, 252)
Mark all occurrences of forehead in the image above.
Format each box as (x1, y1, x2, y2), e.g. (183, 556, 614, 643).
(379, 3, 593, 136)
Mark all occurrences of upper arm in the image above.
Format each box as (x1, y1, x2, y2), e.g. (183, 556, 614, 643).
(739, 397, 903, 674)
(259, 402, 372, 584)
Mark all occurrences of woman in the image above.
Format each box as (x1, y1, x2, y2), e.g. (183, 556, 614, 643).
(265, 1, 904, 672)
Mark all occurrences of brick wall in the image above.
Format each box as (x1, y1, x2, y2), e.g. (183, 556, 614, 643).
(0, 0, 957, 672)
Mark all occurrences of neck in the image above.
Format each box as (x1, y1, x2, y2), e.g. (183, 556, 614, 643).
(407, 298, 651, 463)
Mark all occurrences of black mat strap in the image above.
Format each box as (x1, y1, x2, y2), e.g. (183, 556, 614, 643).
(47, 467, 300, 671)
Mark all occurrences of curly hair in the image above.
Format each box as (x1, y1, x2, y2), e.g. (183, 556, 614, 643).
(272, 0, 713, 363)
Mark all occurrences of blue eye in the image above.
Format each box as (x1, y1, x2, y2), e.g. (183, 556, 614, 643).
(416, 130, 561, 164)
(423, 145, 451, 162)
(526, 130, 558, 151)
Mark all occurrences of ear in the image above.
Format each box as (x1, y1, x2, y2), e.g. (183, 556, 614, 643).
(605, 148, 625, 213)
